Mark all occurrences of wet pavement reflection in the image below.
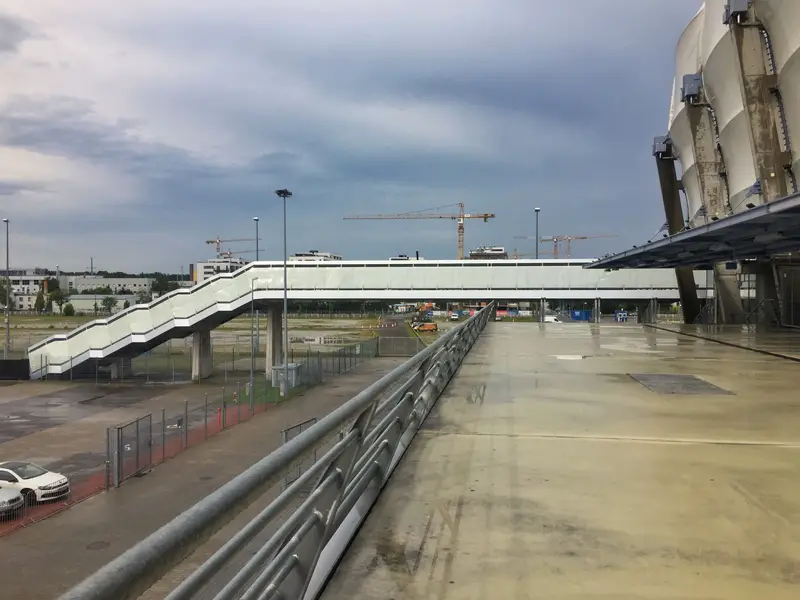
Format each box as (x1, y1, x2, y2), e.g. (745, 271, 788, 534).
(322, 323, 800, 599)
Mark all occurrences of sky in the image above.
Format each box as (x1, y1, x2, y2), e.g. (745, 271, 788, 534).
(0, 0, 704, 272)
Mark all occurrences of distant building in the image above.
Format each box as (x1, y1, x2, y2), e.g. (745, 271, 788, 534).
(6, 268, 49, 295)
(58, 275, 154, 295)
(468, 246, 508, 260)
(290, 250, 343, 261)
(190, 257, 248, 285)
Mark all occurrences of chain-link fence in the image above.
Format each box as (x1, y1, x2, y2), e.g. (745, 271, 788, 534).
(27, 334, 383, 383)
(107, 414, 154, 488)
(101, 338, 379, 490)
(281, 418, 318, 492)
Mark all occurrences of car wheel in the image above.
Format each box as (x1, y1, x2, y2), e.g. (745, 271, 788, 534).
(21, 489, 36, 506)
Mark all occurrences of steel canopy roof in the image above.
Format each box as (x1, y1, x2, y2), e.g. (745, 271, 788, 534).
(585, 191, 800, 270)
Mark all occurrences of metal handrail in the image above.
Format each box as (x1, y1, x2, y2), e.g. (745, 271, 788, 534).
(58, 302, 495, 600)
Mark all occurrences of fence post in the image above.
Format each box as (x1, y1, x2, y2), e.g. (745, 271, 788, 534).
(105, 427, 111, 490)
(204, 393, 209, 439)
(236, 380, 241, 423)
(161, 407, 166, 462)
(222, 387, 226, 428)
(184, 399, 189, 448)
(135, 417, 141, 472)
(149, 414, 153, 467)
(115, 426, 122, 488)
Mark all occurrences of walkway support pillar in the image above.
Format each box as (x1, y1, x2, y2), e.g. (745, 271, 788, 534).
(109, 358, 133, 380)
(265, 303, 284, 372)
(538, 298, 546, 323)
(653, 137, 702, 323)
(191, 329, 213, 381)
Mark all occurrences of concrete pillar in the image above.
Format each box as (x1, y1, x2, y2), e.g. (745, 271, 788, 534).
(654, 146, 702, 323)
(265, 303, 284, 372)
(680, 91, 745, 323)
(729, 10, 791, 203)
(110, 358, 133, 380)
(729, 9, 791, 313)
(593, 298, 601, 323)
(538, 298, 546, 323)
(191, 329, 213, 381)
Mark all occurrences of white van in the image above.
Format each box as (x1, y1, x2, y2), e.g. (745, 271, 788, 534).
(544, 315, 562, 323)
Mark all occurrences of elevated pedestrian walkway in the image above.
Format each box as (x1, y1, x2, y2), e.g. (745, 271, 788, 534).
(28, 261, 705, 380)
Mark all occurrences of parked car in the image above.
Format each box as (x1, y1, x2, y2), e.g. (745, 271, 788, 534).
(544, 316, 562, 323)
(449, 313, 460, 321)
(0, 485, 24, 518)
(0, 462, 70, 504)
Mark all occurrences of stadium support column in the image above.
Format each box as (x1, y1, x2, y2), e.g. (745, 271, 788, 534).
(680, 75, 744, 323)
(265, 303, 284, 373)
(191, 329, 213, 381)
(653, 137, 701, 323)
(728, 4, 791, 319)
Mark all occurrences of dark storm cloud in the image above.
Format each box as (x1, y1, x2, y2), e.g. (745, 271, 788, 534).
(0, 13, 32, 54)
(0, 180, 45, 195)
(0, 1, 706, 269)
(0, 95, 219, 180)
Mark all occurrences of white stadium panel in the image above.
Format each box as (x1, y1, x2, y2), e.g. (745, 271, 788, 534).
(669, 8, 706, 223)
(701, 0, 758, 211)
(758, 0, 800, 175)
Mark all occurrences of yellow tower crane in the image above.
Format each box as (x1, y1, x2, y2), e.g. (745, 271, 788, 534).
(343, 203, 495, 260)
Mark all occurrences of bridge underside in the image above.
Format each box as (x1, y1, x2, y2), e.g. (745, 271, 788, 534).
(322, 323, 800, 599)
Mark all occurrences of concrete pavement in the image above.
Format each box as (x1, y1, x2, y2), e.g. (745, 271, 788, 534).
(0, 357, 404, 600)
(322, 323, 800, 599)
(652, 323, 800, 361)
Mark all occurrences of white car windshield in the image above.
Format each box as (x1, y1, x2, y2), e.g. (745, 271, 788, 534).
(4, 462, 48, 480)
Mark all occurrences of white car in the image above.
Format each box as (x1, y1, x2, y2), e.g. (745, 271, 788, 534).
(0, 486, 24, 517)
(0, 462, 70, 504)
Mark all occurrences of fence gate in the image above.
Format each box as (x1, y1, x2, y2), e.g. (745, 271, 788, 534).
(107, 414, 153, 487)
(281, 417, 318, 492)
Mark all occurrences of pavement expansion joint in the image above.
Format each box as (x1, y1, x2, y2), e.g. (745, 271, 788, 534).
(419, 430, 800, 447)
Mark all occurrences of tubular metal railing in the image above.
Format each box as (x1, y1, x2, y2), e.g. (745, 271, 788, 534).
(58, 302, 495, 600)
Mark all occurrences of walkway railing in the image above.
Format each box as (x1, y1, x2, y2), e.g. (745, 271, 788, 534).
(57, 302, 495, 600)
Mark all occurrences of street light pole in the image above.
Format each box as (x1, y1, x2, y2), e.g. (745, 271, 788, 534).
(534, 207, 541, 260)
(250, 277, 256, 403)
(3, 218, 9, 359)
(253, 217, 260, 359)
(275, 189, 292, 397)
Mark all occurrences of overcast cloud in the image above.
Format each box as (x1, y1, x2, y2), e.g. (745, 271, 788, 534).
(0, 0, 702, 272)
